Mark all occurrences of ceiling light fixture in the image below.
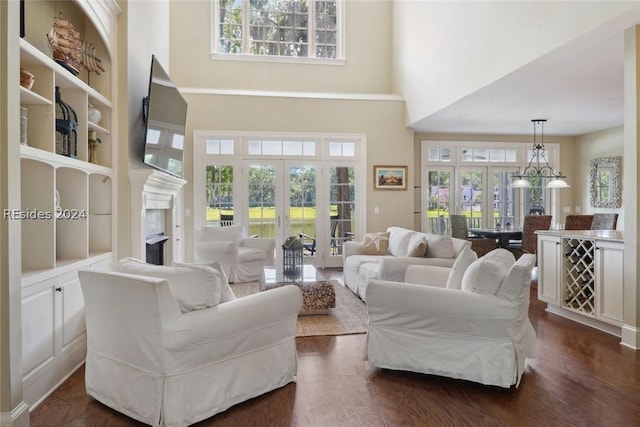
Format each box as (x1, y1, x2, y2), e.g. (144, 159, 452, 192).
(511, 119, 569, 189)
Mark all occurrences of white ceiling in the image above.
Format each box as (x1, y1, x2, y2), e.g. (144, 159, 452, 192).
(410, 8, 640, 137)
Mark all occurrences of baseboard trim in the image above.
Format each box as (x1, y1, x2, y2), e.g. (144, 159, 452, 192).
(545, 305, 621, 337)
(0, 401, 30, 427)
(621, 324, 640, 350)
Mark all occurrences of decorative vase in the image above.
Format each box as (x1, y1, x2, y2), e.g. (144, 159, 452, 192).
(88, 104, 101, 124)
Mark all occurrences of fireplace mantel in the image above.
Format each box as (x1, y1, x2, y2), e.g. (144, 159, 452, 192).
(130, 168, 187, 263)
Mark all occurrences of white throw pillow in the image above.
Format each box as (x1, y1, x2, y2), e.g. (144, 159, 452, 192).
(461, 249, 515, 294)
(387, 227, 416, 258)
(361, 231, 390, 255)
(424, 234, 456, 259)
(115, 258, 222, 312)
(445, 246, 478, 290)
(175, 260, 236, 303)
(407, 234, 429, 257)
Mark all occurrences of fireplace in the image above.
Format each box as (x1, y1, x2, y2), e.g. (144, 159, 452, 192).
(130, 169, 187, 265)
(146, 233, 170, 265)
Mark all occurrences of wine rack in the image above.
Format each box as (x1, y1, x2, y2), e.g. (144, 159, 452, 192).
(562, 237, 595, 316)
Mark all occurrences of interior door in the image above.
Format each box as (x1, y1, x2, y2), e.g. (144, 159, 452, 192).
(243, 160, 321, 267)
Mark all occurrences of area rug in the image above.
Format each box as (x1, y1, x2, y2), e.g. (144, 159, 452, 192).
(230, 280, 368, 337)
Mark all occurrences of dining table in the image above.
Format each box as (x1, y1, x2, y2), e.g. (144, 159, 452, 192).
(468, 227, 523, 248)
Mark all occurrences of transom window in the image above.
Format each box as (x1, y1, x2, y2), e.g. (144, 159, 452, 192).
(213, 0, 343, 60)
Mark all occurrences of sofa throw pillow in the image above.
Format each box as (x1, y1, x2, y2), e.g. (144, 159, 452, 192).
(461, 249, 515, 294)
(407, 234, 429, 257)
(424, 234, 456, 259)
(175, 260, 236, 303)
(116, 257, 222, 312)
(387, 227, 416, 257)
(445, 246, 478, 290)
(361, 232, 390, 255)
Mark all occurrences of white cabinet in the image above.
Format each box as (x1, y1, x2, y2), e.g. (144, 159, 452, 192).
(536, 231, 625, 333)
(595, 240, 624, 325)
(537, 233, 562, 305)
(18, 0, 119, 407)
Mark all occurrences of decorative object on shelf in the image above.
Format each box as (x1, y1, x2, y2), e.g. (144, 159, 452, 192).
(88, 130, 101, 164)
(81, 41, 105, 85)
(19, 67, 35, 89)
(511, 119, 570, 189)
(590, 156, 622, 208)
(282, 236, 303, 275)
(47, 13, 82, 76)
(374, 165, 408, 190)
(55, 86, 78, 158)
(88, 103, 102, 124)
(54, 190, 62, 218)
(20, 107, 28, 146)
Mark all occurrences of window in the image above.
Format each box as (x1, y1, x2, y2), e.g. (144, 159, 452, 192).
(421, 141, 561, 230)
(205, 165, 235, 226)
(214, 0, 342, 60)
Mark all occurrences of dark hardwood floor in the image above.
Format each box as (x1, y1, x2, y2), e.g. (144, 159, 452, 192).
(30, 270, 640, 427)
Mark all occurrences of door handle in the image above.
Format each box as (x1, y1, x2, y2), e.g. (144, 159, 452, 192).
(278, 215, 281, 227)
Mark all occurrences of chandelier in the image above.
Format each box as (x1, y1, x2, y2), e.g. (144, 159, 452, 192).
(511, 119, 569, 188)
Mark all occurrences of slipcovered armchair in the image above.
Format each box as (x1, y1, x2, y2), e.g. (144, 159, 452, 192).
(79, 258, 303, 427)
(194, 225, 275, 283)
(365, 249, 537, 388)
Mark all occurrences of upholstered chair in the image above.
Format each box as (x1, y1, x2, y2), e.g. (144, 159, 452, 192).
(80, 258, 302, 427)
(194, 225, 275, 283)
(366, 249, 537, 388)
(590, 213, 619, 230)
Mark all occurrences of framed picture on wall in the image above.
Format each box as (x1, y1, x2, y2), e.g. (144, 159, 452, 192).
(374, 165, 408, 190)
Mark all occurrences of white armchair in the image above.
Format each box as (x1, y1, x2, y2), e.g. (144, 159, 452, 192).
(194, 225, 275, 283)
(365, 249, 537, 388)
(79, 259, 302, 427)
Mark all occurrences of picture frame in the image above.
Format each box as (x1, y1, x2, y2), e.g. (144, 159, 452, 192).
(374, 165, 408, 190)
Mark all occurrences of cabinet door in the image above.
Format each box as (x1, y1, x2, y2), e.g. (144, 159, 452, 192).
(21, 280, 56, 377)
(595, 241, 624, 325)
(537, 235, 561, 304)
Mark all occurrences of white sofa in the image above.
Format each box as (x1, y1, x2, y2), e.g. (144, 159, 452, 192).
(79, 258, 302, 427)
(365, 249, 537, 388)
(343, 226, 471, 301)
(193, 225, 275, 283)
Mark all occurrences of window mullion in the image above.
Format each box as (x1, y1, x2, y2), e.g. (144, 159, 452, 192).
(309, 1, 316, 58)
(243, 0, 251, 54)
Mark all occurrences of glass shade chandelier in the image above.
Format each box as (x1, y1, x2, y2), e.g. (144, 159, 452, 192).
(511, 119, 569, 188)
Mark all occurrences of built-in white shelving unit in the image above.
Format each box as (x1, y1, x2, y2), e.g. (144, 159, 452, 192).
(18, 0, 120, 407)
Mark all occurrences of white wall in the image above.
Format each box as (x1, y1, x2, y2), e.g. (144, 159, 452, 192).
(574, 126, 624, 227)
(127, 0, 171, 167)
(169, 0, 393, 94)
(182, 93, 413, 260)
(393, 1, 639, 127)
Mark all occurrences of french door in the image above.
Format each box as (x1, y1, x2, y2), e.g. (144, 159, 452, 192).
(243, 160, 357, 267)
(244, 160, 324, 267)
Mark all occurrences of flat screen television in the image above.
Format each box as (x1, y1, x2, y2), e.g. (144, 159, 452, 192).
(143, 55, 187, 178)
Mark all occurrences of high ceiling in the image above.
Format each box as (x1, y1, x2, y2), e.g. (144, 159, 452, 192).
(410, 7, 640, 137)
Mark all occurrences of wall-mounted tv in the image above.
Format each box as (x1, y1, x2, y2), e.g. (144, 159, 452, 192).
(143, 55, 187, 178)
